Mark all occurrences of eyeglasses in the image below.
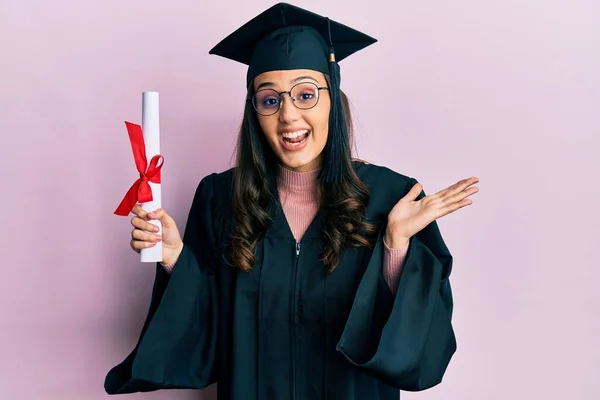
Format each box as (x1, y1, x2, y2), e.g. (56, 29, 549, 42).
(249, 82, 329, 116)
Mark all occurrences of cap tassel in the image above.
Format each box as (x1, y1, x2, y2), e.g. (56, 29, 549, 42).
(321, 18, 347, 184)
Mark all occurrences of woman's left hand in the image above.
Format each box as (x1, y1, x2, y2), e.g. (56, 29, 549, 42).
(384, 177, 479, 248)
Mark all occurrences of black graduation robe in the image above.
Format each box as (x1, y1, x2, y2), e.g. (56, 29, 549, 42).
(104, 161, 456, 400)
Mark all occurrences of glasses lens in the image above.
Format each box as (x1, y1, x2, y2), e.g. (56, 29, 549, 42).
(291, 83, 319, 109)
(253, 89, 281, 115)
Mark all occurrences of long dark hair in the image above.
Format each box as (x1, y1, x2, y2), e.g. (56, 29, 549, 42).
(230, 77, 377, 273)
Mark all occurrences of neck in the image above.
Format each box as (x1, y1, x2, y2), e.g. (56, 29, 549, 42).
(277, 164, 320, 192)
(276, 164, 321, 242)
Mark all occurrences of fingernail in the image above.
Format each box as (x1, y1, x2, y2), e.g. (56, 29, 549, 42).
(153, 226, 159, 232)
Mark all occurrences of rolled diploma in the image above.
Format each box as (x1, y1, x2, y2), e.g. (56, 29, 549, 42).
(140, 91, 163, 263)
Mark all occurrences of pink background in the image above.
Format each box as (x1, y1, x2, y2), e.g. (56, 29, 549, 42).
(1, 0, 598, 399)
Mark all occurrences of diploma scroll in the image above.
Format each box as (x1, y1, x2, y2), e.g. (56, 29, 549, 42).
(114, 91, 164, 263)
(140, 92, 163, 263)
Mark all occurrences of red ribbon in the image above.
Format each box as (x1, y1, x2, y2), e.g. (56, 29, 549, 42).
(114, 121, 164, 216)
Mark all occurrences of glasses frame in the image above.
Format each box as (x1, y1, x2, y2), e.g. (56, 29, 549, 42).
(248, 82, 330, 116)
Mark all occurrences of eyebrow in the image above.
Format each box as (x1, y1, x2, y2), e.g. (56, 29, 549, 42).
(256, 75, 320, 91)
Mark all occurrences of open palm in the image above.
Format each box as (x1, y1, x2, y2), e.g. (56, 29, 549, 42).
(387, 177, 479, 241)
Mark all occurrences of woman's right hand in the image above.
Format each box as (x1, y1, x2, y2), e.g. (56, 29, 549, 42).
(129, 205, 184, 266)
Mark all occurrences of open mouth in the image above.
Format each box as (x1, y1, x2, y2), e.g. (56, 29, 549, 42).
(281, 130, 310, 146)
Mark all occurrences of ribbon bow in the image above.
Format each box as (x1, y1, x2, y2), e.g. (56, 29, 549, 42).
(114, 121, 164, 216)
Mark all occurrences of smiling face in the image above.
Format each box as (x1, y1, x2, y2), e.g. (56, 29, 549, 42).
(252, 69, 331, 172)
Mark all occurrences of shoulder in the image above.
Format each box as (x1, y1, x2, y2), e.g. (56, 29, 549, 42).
(188, 167, 236, 243)
(185, 167, 235, 228)
(352, 159, 419, 196)
(205, 167, 236, 194)
(193, 167, 235, 209)
(351, 159, 422, 218)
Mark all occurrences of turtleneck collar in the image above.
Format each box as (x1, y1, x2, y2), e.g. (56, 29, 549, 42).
(277, 164, 320, 192)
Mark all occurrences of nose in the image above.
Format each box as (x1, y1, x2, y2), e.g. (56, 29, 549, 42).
(278, 93, 300, 124)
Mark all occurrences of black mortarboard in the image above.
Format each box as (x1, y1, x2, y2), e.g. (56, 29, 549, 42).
(209, 2, 377, 183)
(209, 2, 377, 85)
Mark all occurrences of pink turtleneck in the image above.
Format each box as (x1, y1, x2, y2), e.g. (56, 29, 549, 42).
(163, 166, 409, 294)
(277, 165, 408, 295)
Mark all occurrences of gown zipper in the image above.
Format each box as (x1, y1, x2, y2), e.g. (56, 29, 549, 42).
(292, 241, 301, 400)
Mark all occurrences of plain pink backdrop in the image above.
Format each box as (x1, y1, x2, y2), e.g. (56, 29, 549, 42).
(1, 0, 598, 399)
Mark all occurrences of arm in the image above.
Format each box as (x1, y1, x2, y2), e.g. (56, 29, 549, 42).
(104, 174, 220, 394)
(336, 178, 456, 391)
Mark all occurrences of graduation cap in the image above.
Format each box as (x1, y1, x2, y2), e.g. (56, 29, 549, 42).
(209, 2, 377, 183)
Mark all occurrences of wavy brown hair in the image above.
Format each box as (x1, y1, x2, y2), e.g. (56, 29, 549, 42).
(229, 77, 377, 273)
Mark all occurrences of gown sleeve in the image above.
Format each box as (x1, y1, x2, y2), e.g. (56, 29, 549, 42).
(104, 174, 220, 394)
(335, 177, 456, 391)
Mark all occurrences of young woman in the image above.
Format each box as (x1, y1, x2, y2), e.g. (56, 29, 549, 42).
(105, 3, 478, 400)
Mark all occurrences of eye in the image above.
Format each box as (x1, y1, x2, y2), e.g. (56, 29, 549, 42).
(255, 92, 281, 109)
(291, 82, 319, 103)
(298, 92, 314, 101)
(262, 97, 280, 106)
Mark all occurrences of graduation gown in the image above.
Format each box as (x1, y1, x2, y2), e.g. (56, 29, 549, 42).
(104, 161, 456, 399)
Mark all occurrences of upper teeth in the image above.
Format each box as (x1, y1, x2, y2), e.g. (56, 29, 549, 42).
(282, 130, 309, 138)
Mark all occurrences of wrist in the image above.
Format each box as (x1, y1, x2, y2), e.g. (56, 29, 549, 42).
(384, 227, 410, 249)
(162, 241, 184, 266)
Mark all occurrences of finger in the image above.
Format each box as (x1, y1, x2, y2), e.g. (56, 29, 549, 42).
(130, 240, 140, 253)
(146, 208, 176, 229)
(131, 204, 150, 219)
(443, 185, 479, 205)
(130, 239, 157, 252)
(441, 177, 479, 199)
(401, 182, 423, 202)
(438, 197, 474, 218)
(131, 216, 160, 233)
(131, 228, 162, 243)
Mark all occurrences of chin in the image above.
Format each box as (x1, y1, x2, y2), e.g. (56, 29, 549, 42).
(278, 152, 322, 172)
